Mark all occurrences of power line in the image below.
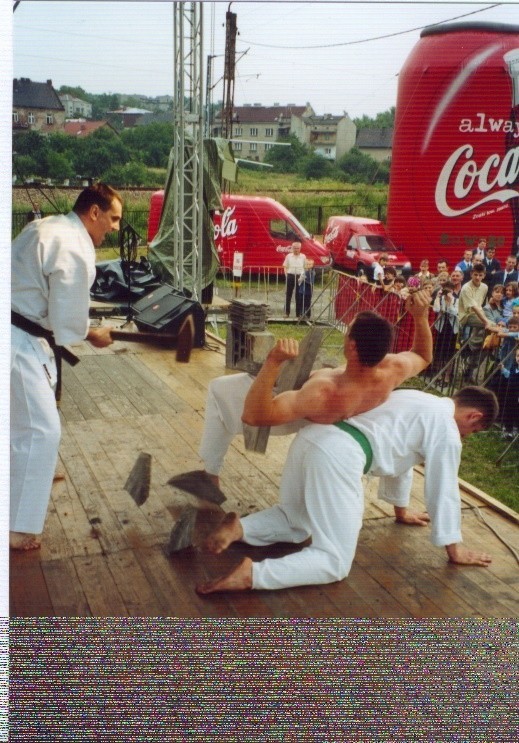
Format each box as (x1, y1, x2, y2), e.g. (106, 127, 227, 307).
(239, 4, 503, 50)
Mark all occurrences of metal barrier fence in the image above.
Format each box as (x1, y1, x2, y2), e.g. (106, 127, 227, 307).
(217, 269, 518, 433)
(12, 202, 386, 243)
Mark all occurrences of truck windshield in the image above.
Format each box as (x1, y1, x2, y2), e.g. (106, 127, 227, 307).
(270, 217, 310, 240)
(358, 235, 396, 251)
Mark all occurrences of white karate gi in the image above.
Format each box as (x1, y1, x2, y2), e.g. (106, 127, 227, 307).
(199, 373, 306, 476)
(243, 389, 463, 590)
(11, 213, 96, 533)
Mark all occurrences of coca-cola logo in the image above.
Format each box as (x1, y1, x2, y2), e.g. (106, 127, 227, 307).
(435, 143, 519, 217)
(275, 244, 293, 253)
(213, 206, 238, 241)
(324, 225, 340, 244)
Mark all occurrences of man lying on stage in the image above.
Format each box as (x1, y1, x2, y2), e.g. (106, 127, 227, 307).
(196, 386, 498, 594)
(196, 290, 433, 519)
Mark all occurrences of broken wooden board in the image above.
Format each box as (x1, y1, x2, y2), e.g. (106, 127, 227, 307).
(243, 327, 325, 453)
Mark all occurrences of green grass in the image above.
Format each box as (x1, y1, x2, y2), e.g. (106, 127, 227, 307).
(459, 429, 518, 512)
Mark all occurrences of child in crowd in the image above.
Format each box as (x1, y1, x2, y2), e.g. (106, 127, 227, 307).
(372, 253, 388, 287)
(502, 281, 519, 322)
(392, 275, 408, 298)
(415, 259, 434, 284)
(381, 265, 397, 292)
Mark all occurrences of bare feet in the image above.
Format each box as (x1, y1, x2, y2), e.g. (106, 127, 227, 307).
(202, 512, 243, 554)
(10, 531, 41, 551)
(394, 506, 431, 526)
(196, 557, 253, 594)
(446, 543, 492, 566)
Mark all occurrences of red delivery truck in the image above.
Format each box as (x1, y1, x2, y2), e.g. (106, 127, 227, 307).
(387, 21, 519, 270)
(323, 215, 412, 279)
(148, 192, 331, 274)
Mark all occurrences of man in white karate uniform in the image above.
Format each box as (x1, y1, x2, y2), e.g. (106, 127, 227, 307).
(10, 183, 122, 550)
(197, 386, 498, 593)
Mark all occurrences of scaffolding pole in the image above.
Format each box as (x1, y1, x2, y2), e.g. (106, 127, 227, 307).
(172, 2, 204, 299)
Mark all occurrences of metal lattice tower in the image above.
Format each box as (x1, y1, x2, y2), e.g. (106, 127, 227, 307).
(172, 2, 204, 299)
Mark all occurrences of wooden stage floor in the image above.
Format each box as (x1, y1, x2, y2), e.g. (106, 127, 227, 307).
(10, 331, 519, 617)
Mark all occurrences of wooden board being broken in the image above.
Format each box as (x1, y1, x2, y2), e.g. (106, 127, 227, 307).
(243, 327, 325, 453)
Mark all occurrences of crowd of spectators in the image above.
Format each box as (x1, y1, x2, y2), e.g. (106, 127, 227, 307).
(374, 242, 519, 439)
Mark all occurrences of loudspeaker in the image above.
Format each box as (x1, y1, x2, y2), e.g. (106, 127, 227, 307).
(132, 285, 205, 347)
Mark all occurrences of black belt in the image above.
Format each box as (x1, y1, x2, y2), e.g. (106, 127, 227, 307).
(11, 311, 80, 402)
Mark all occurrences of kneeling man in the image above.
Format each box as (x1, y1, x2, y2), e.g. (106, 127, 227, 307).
(197, 386, 498, 594)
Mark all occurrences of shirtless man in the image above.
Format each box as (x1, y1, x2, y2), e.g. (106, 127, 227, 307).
(196, 290, 432, 531)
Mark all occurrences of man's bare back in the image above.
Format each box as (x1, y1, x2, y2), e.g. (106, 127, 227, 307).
(241, 289, 433, 428)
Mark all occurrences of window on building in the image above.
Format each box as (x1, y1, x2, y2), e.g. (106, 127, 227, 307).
(12, 111, 19, 123)
(249, 143, 257, 152)
(264, 143, 273, 151)
(233, 142, 242, 151)
(235, 127, 242, 136)
(325, 148, 332, 155)
(28, 112, 35, 124)
(46, 113, 54, 125)
(250, 127, 258, 136)
(265, 128, 274, 137)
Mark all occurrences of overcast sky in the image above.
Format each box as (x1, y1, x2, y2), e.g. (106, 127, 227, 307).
(11, 1, 519, 119)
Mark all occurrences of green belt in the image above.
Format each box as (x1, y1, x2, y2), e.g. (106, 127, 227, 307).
(333, 421, 373, 474)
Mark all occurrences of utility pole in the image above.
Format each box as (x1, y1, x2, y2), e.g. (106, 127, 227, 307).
(171, 1, 204, 298)
(221, 7, 237, 140)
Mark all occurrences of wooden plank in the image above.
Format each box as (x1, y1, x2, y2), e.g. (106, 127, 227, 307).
(73, 554, 129, 616)
(354, 544, 448, 618)
(243, 327, 325, 453)
(105, 549, 165, 616)
(362, 520, 490, 618)
(133, 546, 204, 617)
(321, 578, 380, 618)
(10, 555, 54, 617)
(41, 559, 91, 616)
(49, 475, 103, 557)
(387, 520, 516, 618)
(345, 562, 413, 617)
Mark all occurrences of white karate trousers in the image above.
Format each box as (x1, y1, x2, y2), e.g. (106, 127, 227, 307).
(11, 327, 61, 534)
(242, 427, 366, 590)
(199, 373, 305, 475)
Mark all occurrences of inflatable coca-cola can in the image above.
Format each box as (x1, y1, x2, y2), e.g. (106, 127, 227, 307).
(387, 22, 519, 270)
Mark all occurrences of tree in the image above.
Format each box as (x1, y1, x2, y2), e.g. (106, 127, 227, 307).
(263, 134, 310, 173)
(46, 152, 74, 183)
(337, 147, 390, 185)
(299, 153, 334, 180)
(13, 131, 49, 176)
(13, 154, 37, 181)
(354, 107, 395, 130)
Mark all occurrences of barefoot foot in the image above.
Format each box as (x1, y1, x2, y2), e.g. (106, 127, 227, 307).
(196, 557, 253, 594)
(10, 531, 41, 551)
(203, 512, 243, 554)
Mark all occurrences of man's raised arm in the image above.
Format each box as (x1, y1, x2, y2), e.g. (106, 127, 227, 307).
(391, 289, 433, 380)
(241, 338, 300, 426)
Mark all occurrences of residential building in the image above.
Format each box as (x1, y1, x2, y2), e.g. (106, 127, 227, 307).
(291, 112, 356, 161)
(63, 119, 119, 137)
(212, 103, 314, 162)
(59, 93, 93, 119)
(12, 78, 65, 134)
(355, 127, 393, 162)
(106, 107, 153, 128)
